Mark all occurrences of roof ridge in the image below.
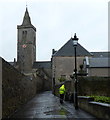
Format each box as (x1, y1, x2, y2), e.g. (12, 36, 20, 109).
(91, 51, 110, 53)
(53, 38, 92, 57)
(53, 39, 70, 56)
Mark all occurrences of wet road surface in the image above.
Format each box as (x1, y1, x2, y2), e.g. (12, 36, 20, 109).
(12, 91, 97, 119)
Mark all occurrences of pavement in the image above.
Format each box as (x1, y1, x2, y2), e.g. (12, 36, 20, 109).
(11, 91, 98, 120)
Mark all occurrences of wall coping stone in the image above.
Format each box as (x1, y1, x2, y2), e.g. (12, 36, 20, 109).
(78, 96, 94, 101)
(78, 96, 110, 119)
(89, 101, 110, 107)
(78, 96, 90, 98)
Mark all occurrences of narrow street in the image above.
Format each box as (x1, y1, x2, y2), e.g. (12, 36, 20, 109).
(11, 91, 97, 119)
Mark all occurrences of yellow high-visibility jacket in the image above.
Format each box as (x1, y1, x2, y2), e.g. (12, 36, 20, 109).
(59, 85, 66, 94)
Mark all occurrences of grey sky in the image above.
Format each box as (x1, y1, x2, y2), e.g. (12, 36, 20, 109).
(0, 0, 109, 61)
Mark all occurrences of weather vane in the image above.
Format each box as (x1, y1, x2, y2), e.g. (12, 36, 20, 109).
(71, 32, 72, 38)
(26, 1, 28, 8)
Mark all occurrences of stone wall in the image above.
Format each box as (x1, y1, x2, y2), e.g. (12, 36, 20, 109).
(33, 67, 52, 91)
(42, 68, 52, 91)
(17, 26, 36, 73)
(54, 77, 110, 119)
(0, 57, 2, 119)
(78, 77, 110, 97)
(2, 58, 44, 118)
(54, 76, 110, 97)
(78, 96, 110, 120)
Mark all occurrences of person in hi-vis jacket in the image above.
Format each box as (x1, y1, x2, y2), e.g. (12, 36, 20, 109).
(59, 84, 66, 104)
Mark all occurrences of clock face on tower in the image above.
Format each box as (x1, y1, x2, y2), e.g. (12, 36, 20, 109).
(22, 44, 27, 48)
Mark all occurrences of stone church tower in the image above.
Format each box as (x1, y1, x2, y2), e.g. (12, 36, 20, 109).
(17, 8, 36, 73)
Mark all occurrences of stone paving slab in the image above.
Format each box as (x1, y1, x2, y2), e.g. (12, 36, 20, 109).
(11, 91, 98, 119)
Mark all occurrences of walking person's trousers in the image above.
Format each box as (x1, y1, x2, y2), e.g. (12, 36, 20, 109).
(60, 94, 64, 104)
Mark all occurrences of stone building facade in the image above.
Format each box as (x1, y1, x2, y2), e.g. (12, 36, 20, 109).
(83, 53, 110, 77)
(52, 38, 92, 85)
(51, 37, 110, 89)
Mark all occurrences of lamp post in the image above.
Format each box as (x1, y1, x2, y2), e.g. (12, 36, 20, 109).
(53, 66, 55, 95)
(72, 33, 79, 110)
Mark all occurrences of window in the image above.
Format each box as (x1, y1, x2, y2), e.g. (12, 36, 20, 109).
(33, 36, 35, 45)
(22, 31, 27, 43)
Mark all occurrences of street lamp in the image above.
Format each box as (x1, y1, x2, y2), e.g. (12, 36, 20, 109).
(72, 33, 79, 110)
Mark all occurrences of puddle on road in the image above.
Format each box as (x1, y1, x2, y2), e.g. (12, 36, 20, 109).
(44, 107, 70, 116)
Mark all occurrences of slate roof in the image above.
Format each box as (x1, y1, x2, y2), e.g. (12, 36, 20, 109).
(91, 52, 110, 58)
(33, 61, 51, 69)
(53, 38, 92, 57)
(9, 62, 14, 66)
(89, 58, 110, 68)
(17, 7, 36, 31)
